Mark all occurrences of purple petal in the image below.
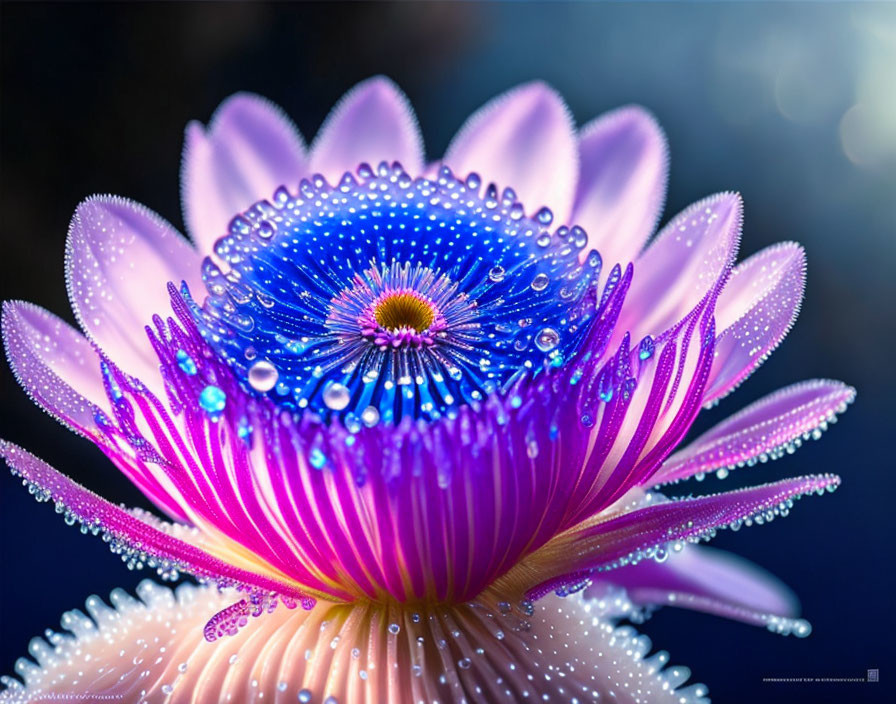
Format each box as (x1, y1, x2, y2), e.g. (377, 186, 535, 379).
(442, 81, 578, 223)
(309, 76, 423, 181)
(0, 441, 314, 604)
(2, 303, 192, 520)
(2, 301, 106, 437)
(656, 379, 855, 484)
(66, 196, 203, 383)
(704, 242, 806, 403)
(527, 474, 839, 600)
(571, 106, 668, 267)
(182, 93, 308, 254)
(589, 545, 803, 629)
(618, 193, 741, 343)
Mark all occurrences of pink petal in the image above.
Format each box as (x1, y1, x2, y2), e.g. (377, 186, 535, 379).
(571, 106, 668, 267)
(2, 301, 107, 436)
(182, 93, 308, 254)
(704, 242, 806, 404)
(442, 81, 578, 223)
(0, 441, 312, 603)
(4, 582, 706, 703)
(656, 379, 855, 484)
(590, 545, 804, 630)
(2, 303, 192, 520)
(618, 193, 742, 342)
(528, 473, 839, 600)
(66, 196, 203, 383)
(309, 76, 423, 181)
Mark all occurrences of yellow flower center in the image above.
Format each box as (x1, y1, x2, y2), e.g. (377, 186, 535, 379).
(374, 293, 435, 332)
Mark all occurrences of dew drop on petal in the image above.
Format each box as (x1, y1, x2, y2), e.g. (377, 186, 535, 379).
(248, 360, 279, 392)
(535, 327, 560, 353)
(531, 273, 549, 292)
(361, 406, 380, 427)
(199, 386, 226, 414)
(322, 383, 351, 411)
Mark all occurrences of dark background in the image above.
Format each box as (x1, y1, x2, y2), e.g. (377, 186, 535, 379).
(1, 2, 893, 702)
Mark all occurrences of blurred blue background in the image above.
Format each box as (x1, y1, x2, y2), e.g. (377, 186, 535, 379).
(1, 2, 894, 702)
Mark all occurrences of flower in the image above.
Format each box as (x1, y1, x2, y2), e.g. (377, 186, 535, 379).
(0, 77, 853, 703)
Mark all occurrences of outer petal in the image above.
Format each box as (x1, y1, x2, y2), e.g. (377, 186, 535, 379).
(2, 301, 107, 437)
(704, 242, 806, 404)
(442, 82, 578, 223)
(182, 93, 308, 254)
(589, 545, 808, 632)
(524, 474, 840, 600)
(2, 303, 192, 520)
(616, 193, 742, 344)
(0, 582, 707, 704)
(309, 76, 424, 181)
(66, 196, 203, 383)
(0, 441, 313, 604)
(656, 379, 855, 484)
(571, 106, 668, 267)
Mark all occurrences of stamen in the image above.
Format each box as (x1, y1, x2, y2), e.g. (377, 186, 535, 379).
(374, 292, 435, 332)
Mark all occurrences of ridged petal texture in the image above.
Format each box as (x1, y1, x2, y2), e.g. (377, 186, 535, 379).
(0, 581, 709, 704)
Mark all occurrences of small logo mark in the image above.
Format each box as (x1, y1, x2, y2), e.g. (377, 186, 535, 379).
(867, 669, 879, 682)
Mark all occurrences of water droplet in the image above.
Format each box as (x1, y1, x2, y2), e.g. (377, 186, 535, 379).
(531, 273, 549, 291)
(298, 690, 312, 703)
(458, 657, 472, 669)
(322, 383, 351, 411)
(176, 350, 197, 375)
(257, 221, 275, 239)
(535, 327, 560, 352)
(361, 406, 380, 427)
(571, 225, 588, 248)
(199, 386, 226, 414)
(248, 360, 279, 392)
(535, 206, 553, 225)
(488, 265, 506, 282)
(309, 448, 327, 470)
(638, 335, 655, 361)
(388, 623, 401, 635)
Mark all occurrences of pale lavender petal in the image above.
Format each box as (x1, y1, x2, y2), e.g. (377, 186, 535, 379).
(589, 545, 804, 629)
(704, 242, 806, 403)
(571, 106, 668, 267)
(442, 81, 578, 223)
(1, 583, 705, 703)
(0, 441, 314, 604)
(527, 474, 840, 600)
(2, 303, 193, 519)
(182, 93, 308, 254)
(309, 76, 423, 181)
(616, 193, 742, 344)
(66, 196, 203, 383)
(656, 379, 855, 484)
(2, 301, 107, 437)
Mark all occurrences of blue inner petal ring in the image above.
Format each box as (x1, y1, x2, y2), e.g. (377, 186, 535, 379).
(184, 163, 603, 423)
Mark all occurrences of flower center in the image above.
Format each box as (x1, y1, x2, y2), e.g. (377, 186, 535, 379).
(185, 162, 604, 423)
(374, 292, 434, 332)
